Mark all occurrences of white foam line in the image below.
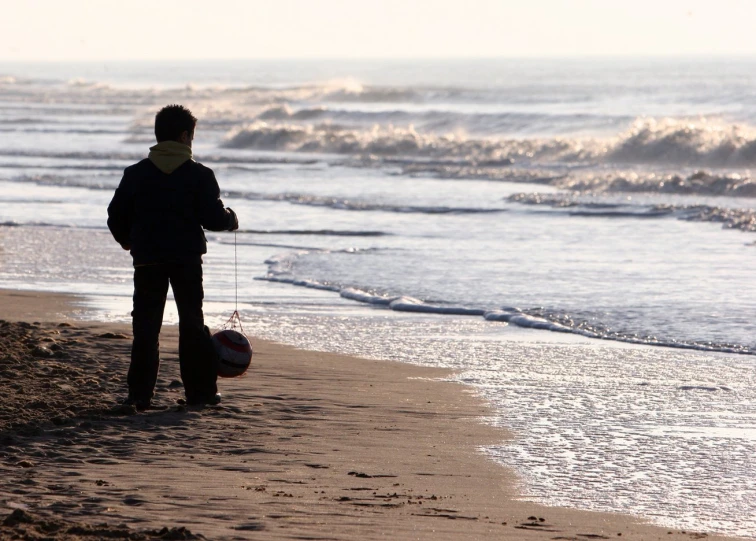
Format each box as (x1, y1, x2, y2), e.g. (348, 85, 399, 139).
(340, 287, 398, 305)
(259, 259, 754, 355)
(389, 296, 486, 315)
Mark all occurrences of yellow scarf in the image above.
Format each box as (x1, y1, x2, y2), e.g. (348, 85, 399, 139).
(148, 141, 193, 174)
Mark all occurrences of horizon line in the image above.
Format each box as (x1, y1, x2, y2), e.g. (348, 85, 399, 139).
(2, 53, 756, 64)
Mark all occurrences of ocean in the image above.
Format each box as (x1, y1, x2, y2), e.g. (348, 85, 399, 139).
(1, 57, 756, 536)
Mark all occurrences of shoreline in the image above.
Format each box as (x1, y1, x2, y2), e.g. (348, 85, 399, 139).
(0, 288, 744, 540)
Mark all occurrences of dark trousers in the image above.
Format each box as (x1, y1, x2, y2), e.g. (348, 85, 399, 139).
(129, 262, 218, 401)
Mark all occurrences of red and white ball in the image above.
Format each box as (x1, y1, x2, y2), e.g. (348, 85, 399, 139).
(212, 329, 253, 378)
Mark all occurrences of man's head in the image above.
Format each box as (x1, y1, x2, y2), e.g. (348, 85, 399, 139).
(154, 104, 197, 147)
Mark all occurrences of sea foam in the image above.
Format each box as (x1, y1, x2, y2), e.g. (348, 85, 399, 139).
(222, 117, 756, 169)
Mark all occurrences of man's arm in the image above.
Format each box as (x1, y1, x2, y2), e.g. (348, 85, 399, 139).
(199, 169, 239, 232)
(107, 171, 134, 250)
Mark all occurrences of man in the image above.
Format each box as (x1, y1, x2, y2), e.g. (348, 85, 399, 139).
(107, 104, 238, 411)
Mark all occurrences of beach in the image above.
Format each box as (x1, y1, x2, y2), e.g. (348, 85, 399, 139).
(2, 58, 756, 537)
(0, 288, 743, 540)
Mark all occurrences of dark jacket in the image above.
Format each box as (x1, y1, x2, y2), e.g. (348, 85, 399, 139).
(107, 159, 236, 265)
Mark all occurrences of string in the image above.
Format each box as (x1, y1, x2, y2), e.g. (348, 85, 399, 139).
(234, 230, 238, 315)
(222, 230, 245, 334)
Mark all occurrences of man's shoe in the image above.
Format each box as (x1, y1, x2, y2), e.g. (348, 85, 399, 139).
(186, 392, 221, 406)
(123, 395, 151, 412)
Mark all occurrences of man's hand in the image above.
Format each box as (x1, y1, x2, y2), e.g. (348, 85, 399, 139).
(227, 208, 239, 231)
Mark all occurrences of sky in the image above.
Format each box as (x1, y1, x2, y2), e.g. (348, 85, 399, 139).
(1, 0, 756, 61)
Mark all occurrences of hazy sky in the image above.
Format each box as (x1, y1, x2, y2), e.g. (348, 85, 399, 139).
(2, 0, 756, 61)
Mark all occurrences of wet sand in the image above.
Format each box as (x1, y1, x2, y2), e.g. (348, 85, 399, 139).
(0, 289, 743, 540)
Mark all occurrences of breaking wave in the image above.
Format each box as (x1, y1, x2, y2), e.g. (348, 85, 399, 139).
(224, 190, 508, 215)
(552, 169, 756, 197)
(237, 229, 389, 237)
(0, 149, 319, 166)
(223, 118, 756, 169)
(608, 119, 756, 166)
(5, 174, 120, 190)
(254, 103, 631, 137)
(1, 174, 505, 215)
(221, 120, 590, 162)
(509, 193, 756, 232)
(0, 126, 124, 135)
(258, 249, 754, 355)
(0, 221, 106, 230)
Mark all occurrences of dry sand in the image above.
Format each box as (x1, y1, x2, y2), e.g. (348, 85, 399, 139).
(0, 289, 743, 540)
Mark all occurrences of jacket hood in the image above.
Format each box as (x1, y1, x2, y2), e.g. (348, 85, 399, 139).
(148, 141, 193, 174)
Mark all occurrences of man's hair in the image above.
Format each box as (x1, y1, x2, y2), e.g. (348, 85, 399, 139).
(154, 104, 197, 142)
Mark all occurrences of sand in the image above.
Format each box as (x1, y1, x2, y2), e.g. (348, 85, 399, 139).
(0, 289, 743, 540)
